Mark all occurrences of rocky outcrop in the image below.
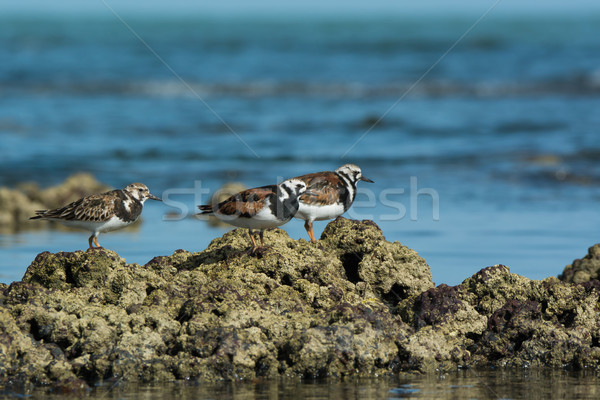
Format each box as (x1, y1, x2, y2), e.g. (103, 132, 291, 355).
(2, 218, 600, 393)
(0, 218, 431, 390)
(559, 244, 600, 283)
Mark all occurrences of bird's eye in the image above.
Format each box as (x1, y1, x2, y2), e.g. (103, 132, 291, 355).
(138, 188, 143, 192)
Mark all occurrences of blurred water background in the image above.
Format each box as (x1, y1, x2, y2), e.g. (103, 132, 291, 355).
(1, 12, 600, 285)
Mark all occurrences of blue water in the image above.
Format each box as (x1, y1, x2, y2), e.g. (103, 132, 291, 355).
(1, 14, 600, 285)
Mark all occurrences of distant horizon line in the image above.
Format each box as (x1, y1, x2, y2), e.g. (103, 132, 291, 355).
(3, 9, 600, 19)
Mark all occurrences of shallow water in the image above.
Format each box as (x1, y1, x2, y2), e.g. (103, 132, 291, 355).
(3, 370, 600, 399)
(1, 15, 600, 285)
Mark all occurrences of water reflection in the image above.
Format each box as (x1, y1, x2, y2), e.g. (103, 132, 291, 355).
(12, 370, 600, 400)
(392, 370, 600, 400)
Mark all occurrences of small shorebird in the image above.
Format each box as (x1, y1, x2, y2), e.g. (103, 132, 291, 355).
(293, 164, 373, 243)
(198, 178, 311, 251)
(30, 182, 161, 249)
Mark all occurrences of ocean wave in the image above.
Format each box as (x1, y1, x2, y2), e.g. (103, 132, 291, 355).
(2, 73, 600, 98)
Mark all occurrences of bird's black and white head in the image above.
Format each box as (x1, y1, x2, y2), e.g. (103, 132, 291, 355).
(335, 164, 373, 184)
(278, 178, 309, 200)
(123, 183, 162, 203)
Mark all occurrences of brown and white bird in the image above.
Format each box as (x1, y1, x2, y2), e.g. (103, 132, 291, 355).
(30, 182, 161, 249)
(198, 178, 311, 251)
(293, 164, 373, 242)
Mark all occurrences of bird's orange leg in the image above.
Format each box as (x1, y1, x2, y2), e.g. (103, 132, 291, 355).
(259, 230, 265, 247)
(88, 235, 94, 249)
(248, 229, 259, 251)
(93, 236, 101, 248)
(304, 220, 316, 243)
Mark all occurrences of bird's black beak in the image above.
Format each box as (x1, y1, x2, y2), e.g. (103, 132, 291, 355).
(303, 190, 317, 197)
(148, 193, 162, 201)
(360, 176, 374, 183)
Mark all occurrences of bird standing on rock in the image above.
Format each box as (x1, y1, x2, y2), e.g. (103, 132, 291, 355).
(198, 178, 312, 251)
(293, 164, 373, 243)
(30, 182, 161, 249)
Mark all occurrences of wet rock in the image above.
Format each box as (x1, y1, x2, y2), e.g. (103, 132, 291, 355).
(22, 249, 127, 292)
(321, 217, 434, 301)
(0, 218, 428, 390)
(4, 224, 600, 391)
(559, 244, 600, 283)
(399, 283, 487, 372)
(392, 260, 600, 372)
(461, 266, 600, 369)
(412, 284, 463, 328)
(0, 307, 85, 389)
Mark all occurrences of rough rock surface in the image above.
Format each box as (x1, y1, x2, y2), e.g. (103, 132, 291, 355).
(559, 244, 600, 283)
(2, 218, 600, 393)
(0, 173, 111, 233)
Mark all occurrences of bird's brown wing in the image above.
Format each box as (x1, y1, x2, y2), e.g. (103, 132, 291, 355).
(33, 190, 119, 222)
(216, 185, 275, 218)
(297, 171, 343, 206)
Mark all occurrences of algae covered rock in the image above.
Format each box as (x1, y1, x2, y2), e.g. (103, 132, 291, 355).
(399, 283, 487, 371)
(0, 306, 87, 392)
(321, 217, 433, 301)
(4, 221, 600, 392)
(559, 244, 600, 283)
(393, 264, 600, 372)
(468, 271, 600, 369)
(448, 266, 600, 369)
(0, 218, 429, 389)
(22, 249, 126, 291)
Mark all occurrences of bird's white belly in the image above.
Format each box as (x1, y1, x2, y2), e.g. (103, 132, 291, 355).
(216, 207, 289, 230)
(54, 216, 132, 233)
(295, 202, 345, 222)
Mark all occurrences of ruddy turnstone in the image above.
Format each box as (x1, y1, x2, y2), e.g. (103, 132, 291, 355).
(198, 178, 311, 251)
(30, 182, 161, 249)
(294, 164, 373, 243)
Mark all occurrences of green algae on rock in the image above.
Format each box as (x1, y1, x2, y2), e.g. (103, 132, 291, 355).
(559, 244, 600, 283)
(1, 218, 428, 389)
(393, 264, 600, 372)
(3, 218, 600, 392)
(463, 266, 600, 369)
